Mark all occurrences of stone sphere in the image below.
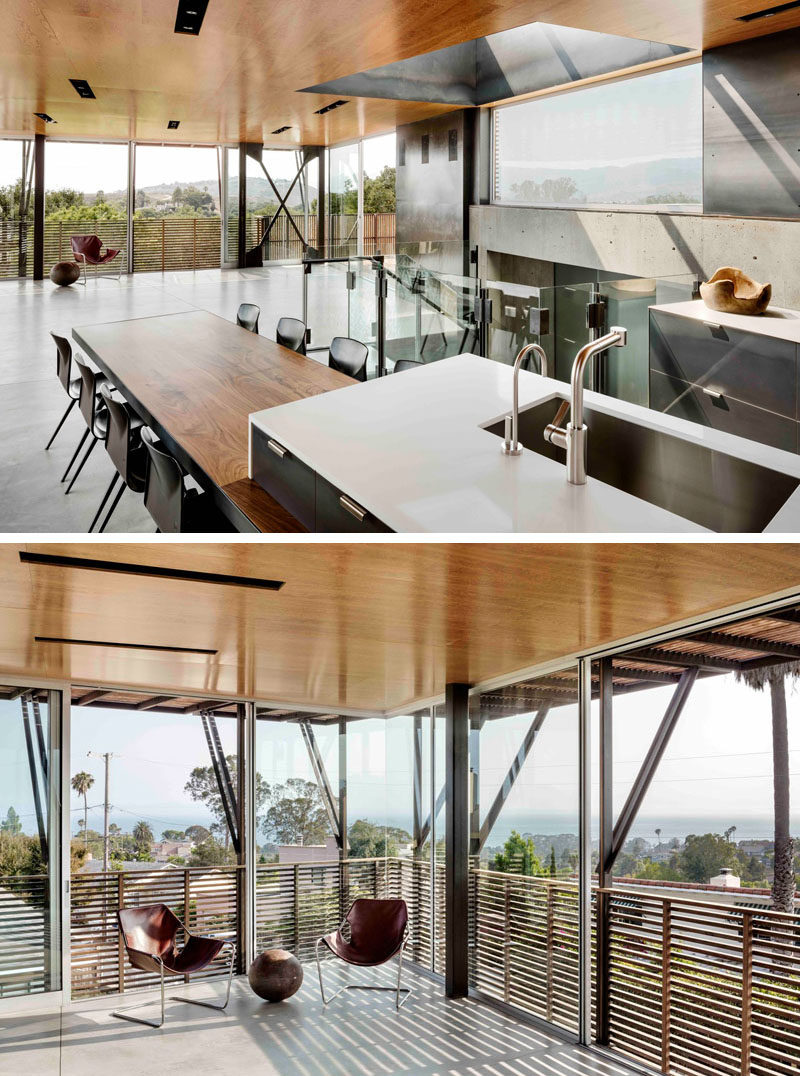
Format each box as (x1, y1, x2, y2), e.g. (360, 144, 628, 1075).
(50, 261, 80, 286)
(248, 949, 303, 1002)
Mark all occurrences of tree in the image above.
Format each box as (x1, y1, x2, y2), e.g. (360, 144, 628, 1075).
(185, 824, 211, 844)
(348, 819, 411, 859)
(549, 846, 557, 877)
(492, 831, 543, 876)
(735, 660, 799, 913)
(188, 836, 233, 866)
(1, 807, 22, 835)
(0, 831, 42, 875)
(725, 825, 737, 842)
(185, 757, 268, 849)
(131, 820, 154, 861)
(161, 829, 186, 841)
(681, 833, 740, 884)
(510, 176, 582, 205)
(261, 778, 329, 846)
(45, 188, 84, 215)
(182, 185, 214, 212)
(655, 828, 662, 845)
(71, 771, 95, 846)
(363, 166, 396, 213)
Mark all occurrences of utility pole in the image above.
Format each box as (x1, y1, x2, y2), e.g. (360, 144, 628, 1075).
(88, 751, 115, 871)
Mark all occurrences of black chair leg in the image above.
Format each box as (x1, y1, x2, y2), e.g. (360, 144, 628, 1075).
(88, 472, 120, 532)
(65, 436, 97, 494)
(45, 399, 76, 450)
(98, 481, 127, 532)
(60, 427, 90, 482)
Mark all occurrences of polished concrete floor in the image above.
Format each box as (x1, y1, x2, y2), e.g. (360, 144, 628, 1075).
(0, 266, 315, 533)
(0, 966, 638, 1076)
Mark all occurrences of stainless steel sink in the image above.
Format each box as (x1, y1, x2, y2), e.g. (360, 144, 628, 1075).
(483, 396, 800, 532)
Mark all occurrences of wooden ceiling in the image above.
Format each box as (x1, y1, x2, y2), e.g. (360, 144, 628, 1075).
(1, 0, 799, 145)
(2, 543, 800, 714)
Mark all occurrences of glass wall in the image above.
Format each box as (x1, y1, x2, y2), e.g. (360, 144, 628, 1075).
(0, 685, 61, 999)
(0, 139, 34, 279)
(469, 667, 580, 1032)
(493, 62, 702, 211)
(44, 141, 129, 272)
(325, 133, 396, 258)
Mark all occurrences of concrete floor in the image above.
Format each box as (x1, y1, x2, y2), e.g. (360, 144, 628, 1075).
(0, 966, 638, 1076)
(0, 265, 316, 533)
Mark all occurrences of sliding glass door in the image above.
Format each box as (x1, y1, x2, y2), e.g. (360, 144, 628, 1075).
(0, 685, 62, 1002)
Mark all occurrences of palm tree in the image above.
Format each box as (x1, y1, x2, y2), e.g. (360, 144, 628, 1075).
(71, 771, 94, 847)
(655, 827, 662, 846)
(735, 660, 799, 913)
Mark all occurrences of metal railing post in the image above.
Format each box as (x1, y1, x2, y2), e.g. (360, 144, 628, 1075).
(117, 873, 125, 993)
(741, 912, 753, 1076)
(661, 899, 671, 1074)
(376, 262, 387, 377)
(184, 870, 191, 983)
(161, 219, 165, 272)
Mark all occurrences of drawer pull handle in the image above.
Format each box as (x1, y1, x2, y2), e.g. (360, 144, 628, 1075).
(267, 438, 287, 459)
(339, 494, 367, 522)
(702, 387, 723, 400)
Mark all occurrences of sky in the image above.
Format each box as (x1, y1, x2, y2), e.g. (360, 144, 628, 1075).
(1, 668, 798, 849)
(0, 133, 397, 196)
(496, 62, 702, 171)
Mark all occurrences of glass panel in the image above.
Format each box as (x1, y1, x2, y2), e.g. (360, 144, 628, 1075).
(486, 279, 546, 368)
(494, 62, 703, 211)
(362, 133, 396, 257)
(69, 697, 240, 998)
(386, 263, 480, 369)
(0, 685, 61, 998)
(44, 141, 129, 275)
(348, 258, 379, 377)
(327, 142, 359, 258)
(222, 146, 239, 266)
(251, 150, 311, 263)
(0, 138, 33, 279)
(133, 144, 221, 272)
(469, 667, 580, 1033)
(304, 259, 351, 355)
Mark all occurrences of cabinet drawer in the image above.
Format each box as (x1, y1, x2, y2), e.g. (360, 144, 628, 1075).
(650, 370, 798, 454)
(315, 475, 393, 533)
(650, 310, 797, 420)
(251, 426, 316, 530)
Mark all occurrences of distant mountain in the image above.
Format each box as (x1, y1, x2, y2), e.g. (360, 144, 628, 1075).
(501, 156, 702, 206)
(100, 176, 317, 211)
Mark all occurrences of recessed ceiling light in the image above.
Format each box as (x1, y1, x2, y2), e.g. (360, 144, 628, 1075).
(737, 0, 800, 19)
(271, 125, 292, 134)
(69, 78, 95, 99)
(313, 100, 349, 116)
(175, 0, 209, 34)
(33, 112, 56, 123)
(168, 119, 180, 129)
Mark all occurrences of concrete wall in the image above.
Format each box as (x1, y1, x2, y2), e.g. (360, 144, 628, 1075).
(470, 204, 800, 308)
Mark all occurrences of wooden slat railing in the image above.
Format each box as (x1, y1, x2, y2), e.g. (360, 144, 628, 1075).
(0, 873, 49, 998)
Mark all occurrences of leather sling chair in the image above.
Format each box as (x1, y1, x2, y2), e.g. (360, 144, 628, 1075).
(315, 898, 411, 1010)
(113, 903, 236, 1028)
(71, 234, 122, 282)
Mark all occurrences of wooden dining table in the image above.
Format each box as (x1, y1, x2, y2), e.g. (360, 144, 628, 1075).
(72, 310, 354, 532)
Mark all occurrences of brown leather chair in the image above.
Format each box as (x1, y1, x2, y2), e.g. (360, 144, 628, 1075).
(113, 903, 236, 1027)
(315, 898, 410, 1010)
(71, 234, 122, 282)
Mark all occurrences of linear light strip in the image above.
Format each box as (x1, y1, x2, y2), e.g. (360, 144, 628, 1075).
(35, 636, 217, 656)
(19, 552, 284, 591)
(737, 0, 800, 20)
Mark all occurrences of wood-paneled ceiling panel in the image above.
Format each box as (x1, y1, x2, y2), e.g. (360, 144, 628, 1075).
(2, 542, 800, 713)
(1, 1, 799, 143)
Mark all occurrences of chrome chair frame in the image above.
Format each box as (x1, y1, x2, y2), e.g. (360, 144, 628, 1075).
(111, 939, 236, 1029)
(315, 923, 411, 1011)
(74, 249, 123, 284)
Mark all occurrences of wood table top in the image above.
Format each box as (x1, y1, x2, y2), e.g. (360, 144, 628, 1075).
(73, 310, 353, 532)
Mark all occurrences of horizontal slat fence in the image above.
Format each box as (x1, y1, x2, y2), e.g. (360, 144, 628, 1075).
(470, 869, 580, 1033)
(71, 866, 241, 998)
(603, 887, 800, 1076)
(0, 874, 49, 998)
(1, 212, 396, 279)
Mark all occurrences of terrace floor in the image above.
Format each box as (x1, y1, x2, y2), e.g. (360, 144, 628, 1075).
(0, 265, 335, 532)
(0, 966, 636, 1076)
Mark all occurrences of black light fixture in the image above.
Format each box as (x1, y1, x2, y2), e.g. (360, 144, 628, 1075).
(175, 0, 209, 35)
(168, 119, 180, 129)
(313, 99, 349, 116)
(35, 635, 218, 655)
(33, 112, 56, 123)
(737, 0, 800, 19)
(271, 125, 292, 134)
(69, 78, 95, 99)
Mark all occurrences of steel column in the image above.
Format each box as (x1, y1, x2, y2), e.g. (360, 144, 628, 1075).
(299, 720, 342, 846)
(596, 656, 614, 1045)
(445, 682, 470, 998)
(237, 142, 247, 268)
(32, 133, 45, 280)
(468, 709, 481, 856)
(244, 702, 256, 969)
(578, 658, 592, 1046)
(413, 712, 423, 850)
(236, 703, 247, 974)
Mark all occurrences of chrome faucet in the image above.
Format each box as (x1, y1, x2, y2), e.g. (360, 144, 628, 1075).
(543, 327, 628, 484)
(501, 342, 549, 456)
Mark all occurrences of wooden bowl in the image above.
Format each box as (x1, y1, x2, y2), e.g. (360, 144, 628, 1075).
(700, 267, 771, 316)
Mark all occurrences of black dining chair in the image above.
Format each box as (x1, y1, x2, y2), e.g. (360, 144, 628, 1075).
(276, 317, 307, 355)
(236, 303, 260, 334)
(62, 359, 112, 494)
(393, 359, 424, 374)
(88, 387, 147, 532)
(45, 332, 82, 450)
(140, 428, 235, 533)
(329, 336, 368, 382)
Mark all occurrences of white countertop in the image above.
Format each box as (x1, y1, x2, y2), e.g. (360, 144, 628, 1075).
(652, 299, 800, 344)
(249, 354, 800, 533)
